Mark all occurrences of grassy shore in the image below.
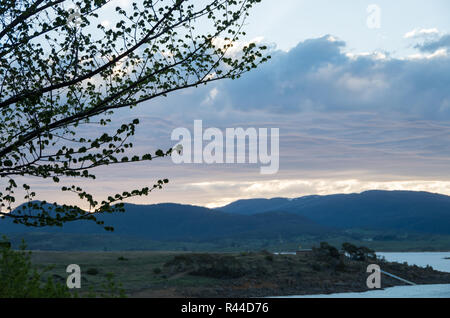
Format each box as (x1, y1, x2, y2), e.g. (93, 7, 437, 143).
(6, 232, 450, 252)
(30, 250, 450, 298)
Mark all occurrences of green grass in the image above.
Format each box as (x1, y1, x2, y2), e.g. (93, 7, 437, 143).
(4, 230, 450, 253)
(20, 249, 450, 297)
(30, 250, 224, 295)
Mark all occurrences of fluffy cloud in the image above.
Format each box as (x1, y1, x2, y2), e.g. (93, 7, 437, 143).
(415, 34, 450, 52)
(125, 34, 449, 122)
(210, 35, 450, 120)
(404, 28, 440, 39)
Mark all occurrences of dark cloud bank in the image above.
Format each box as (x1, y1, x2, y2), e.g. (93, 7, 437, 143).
(216, 35, 450, 120)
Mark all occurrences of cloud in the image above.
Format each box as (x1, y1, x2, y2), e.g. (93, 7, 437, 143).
(211, 36, 267, 58)
(208, 35, 450, 120)
(100, 20, 110, 27)
(129, 34, 450, 121)
(407, 49, 448, 60)
(404, 28, 439, 39)
(202, 87, 219, 105)
(415, 34, 450, 52)
(185, 176, 450, 208)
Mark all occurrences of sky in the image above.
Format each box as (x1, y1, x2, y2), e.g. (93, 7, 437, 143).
(23, 0, 450, 208)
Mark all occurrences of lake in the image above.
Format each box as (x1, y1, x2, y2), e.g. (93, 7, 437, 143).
(378, 252, 450, 273)
(279, 252, 450, 298)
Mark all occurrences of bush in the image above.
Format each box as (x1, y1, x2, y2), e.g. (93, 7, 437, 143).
(117, 256, 128, 261)
(99, 273, 126, 298)
(164, 253, 260, 279)
(86, 268, 99, 276)
(0, 237, 127, 298)
(191, 256, 248, 279)
(153, 267, 162, 274)
(335, 260, 346, 272)
(0, 237, 72, 298)
(313, 242, 340, 260)
(342, 243, 376, 261)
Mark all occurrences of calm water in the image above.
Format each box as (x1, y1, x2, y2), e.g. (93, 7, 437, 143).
(279, 252, 450, 298)
(378, 252, 450, 273)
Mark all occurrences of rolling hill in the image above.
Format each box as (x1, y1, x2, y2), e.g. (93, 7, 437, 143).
(0, 203, 328, 241)
(2, 190, 450, 247)
(217, 190, 450, 234)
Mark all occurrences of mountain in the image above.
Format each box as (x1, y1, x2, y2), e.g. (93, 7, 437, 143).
(2, 190, 450, 245)
(217, 190, 450, 234)
(217, 197, 291, 215)
(0, 203, 328, 241)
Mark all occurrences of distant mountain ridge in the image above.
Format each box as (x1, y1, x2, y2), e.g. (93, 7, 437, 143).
(1, 190, 450, 242)
(0, 202, 329, 241)
(217, 190, 450, 234)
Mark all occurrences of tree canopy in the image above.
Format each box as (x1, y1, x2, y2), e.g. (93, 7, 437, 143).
(0, 0, 269, 229)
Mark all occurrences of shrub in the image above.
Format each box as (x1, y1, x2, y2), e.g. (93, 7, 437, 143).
(99, 273, 126, 298)
(313, 242, 340, 260)
(86, 268, 99, 276)
(335, 260, 346, 272)
(0, 237, 126, 298)
(164, 253, 259, 279)
(342, 243, 376, 261)
(0, 237, 72, 298)
(153, 267, 162, 274)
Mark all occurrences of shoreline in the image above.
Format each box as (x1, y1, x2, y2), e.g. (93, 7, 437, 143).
(26, 250, 450, 298)
(271, 283, 450, 298)
(132, 251, 450, 298)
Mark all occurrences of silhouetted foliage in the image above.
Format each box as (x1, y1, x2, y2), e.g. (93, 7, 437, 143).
(86, 268, 99, 275)
(313, 241, 340, 260)
(164, 253, 268, 279)
(0, 0, 269, 229)
(0, 237, 72, 297)
(342, 242, 376, 261)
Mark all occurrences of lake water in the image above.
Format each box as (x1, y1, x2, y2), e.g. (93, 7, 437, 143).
(378, 252, 450, 273)
(278, 252, 450, 298)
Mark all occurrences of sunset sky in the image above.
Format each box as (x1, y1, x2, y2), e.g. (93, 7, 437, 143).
(24, 0, 450, 208)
